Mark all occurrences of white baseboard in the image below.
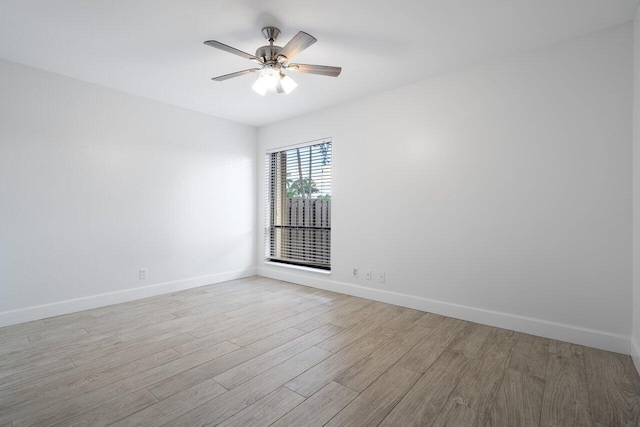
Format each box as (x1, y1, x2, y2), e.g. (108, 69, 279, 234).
(0, 267, 257, 327)
(632, 337, 640, 373)
(258, 266, 631, 355)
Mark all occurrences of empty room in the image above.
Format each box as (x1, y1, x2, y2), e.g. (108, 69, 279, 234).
(3, 0, 640, 426)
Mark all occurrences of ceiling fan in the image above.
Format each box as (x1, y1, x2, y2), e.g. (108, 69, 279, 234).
(204, 27, 342, 96)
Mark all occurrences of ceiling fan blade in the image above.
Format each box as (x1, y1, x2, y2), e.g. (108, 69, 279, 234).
(277, 31, 317, 62)
(204, 40, 261, 62)
(211, 68, 261, 81)
(287, 64, 342, 77)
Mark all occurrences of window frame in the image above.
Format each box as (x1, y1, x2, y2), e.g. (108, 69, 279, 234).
(264, 138, 332, 272)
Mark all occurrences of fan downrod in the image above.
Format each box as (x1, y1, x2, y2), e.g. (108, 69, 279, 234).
(257, 27, 283, 63)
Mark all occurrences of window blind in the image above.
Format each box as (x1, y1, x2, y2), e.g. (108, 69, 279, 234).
(265, 139, 332, 270)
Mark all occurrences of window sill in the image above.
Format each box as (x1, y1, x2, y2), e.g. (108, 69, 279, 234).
(264, 261, 332, 275)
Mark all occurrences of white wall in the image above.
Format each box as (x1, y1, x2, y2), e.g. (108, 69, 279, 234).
(258, 24, 633, 353)
(0, 59, 257, 326)
(633, 8, 640, 367)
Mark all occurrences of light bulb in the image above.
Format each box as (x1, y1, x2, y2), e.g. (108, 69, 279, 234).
(280, 74, 297, 94)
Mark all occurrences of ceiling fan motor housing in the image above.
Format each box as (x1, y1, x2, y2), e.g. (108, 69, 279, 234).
(255, 45, 282, 64)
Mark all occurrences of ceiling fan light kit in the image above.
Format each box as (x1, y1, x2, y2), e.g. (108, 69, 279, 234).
(204, 27, 341, 96)
(251, 65, 297, 95)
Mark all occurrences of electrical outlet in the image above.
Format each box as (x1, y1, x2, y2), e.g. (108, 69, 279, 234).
(139, 268, 148, 279)
(352, 268, 359, 279)
(365, 270, 371, 280)
(378, 272, 385, 283)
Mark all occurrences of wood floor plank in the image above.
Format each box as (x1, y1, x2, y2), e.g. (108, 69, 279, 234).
(25, 327, 90, 344)
(115, 311, 231, 344)
(508, 333, 550, 380)
(486, 368, 544, 427)
(414, 312, 447, 329)
(111, 380, 227, 427)
(294, 299, 374, 332)
(334, 324, 431, 392)
(285, 327, 397, 397)
(323, 295, 359, 309)
(67, 330, 188, 366)
(548, 338, 578, 355)
(3, 336, 184, 389)
(70, 332, 195, 367)
(189, 289, 262, 305)
(288, 297, 335, 314)
(317, 304, 409, 353)
(432, 400, 487, 427)
(170, 300, 247, 318)
(170, 346, 331, 426)
(50, 388, 158, 427)
(380, 350, 471, 426)
(0, 336, 28, 348)
(540, 341, 593, 427)
(41, 310, 95, 325)
(176, 309, 298, 355)
(82, 311, 178, 336)
(382, 308, 425, 331)
(222, 296, 306, 318)
(446, 328, 518, 415)
(0, 334, 122, 377)
(447, 322, 492, 359)
(2, 349, 181, 422)
(167, 283, 268, 309)
(0, 320, 46, 340)
(327, 365, 421, 427)
(396, 317, 467, 373)
(0, 333, 83, 362)
(214, 324, 344, 390)
(228, 304, 334, 347)
(9, 341, 239, 426)
(584, 347, 640, 426)
(0, 357, 77, 392)
(0, 339, 38, 360)
(194, 328, 307, 380)
(273, 381, 358, 427)
(146, 366, 214, 401)
(219, 386, 305, 427)
(330, 301, 390, 328)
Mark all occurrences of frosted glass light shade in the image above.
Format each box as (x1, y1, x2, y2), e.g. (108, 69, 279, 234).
(252, 76, 268, 96)
(280, 74, 297, 94)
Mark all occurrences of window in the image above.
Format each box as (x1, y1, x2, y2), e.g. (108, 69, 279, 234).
(265, 139, 332, 271)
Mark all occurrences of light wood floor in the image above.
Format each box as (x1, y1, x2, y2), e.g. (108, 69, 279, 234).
(1, 276, 639, 426)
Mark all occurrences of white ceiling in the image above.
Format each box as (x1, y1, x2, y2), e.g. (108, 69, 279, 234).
(0, 0, 638, 127)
